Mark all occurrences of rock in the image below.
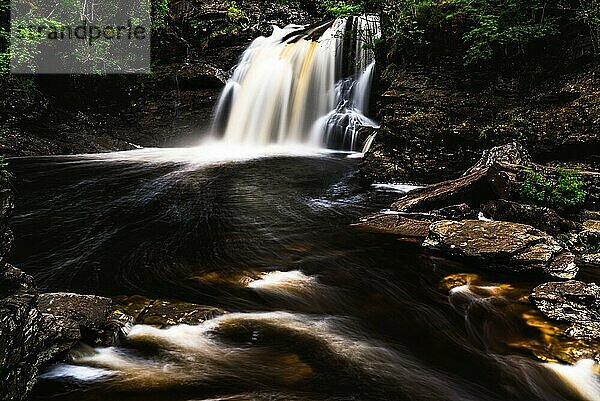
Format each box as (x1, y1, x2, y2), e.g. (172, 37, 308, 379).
(423, 220, 578, 279)
(480, 199, 578, 235)
(170, 63, 228, 89)
(570, 229, 600, 255)
(0, 188, 13, 220)
(37, 293, 112, 330)
(392, 169, 493, 212)
(37, 293, 133, 347)
(463, 142, 531, 175)
(391, 143, 533, 212)
(584, 220, 600, 231)
(112, 295, 225, 328)
(0, 266, 81, 401)
(354, 213, 432, 238)
(359, 58, 599, 186)
(581, 253, 600, 267)
(531, 281, 600, 340)
(431, 203, 476, 220)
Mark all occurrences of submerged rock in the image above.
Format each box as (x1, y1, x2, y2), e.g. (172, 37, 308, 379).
(423, 220, 578, 279)
(531, 281, 600, 341)
(112, 295, 225, 327)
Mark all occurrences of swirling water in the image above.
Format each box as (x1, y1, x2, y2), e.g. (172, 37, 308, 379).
(8, 145, 600, 401)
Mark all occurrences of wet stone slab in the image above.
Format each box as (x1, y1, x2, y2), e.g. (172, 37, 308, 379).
(112, 295, 226, 328)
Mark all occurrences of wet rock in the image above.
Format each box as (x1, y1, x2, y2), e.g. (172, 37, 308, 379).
(480, 199, 578, 235)
(431, 203, 476, 220)
(423, 220, 578, 279)
(531, 281, 600, 341)
(0, 188, 13, 220)
(113, 295, 225, 328)
(392, 169, 493, 212)
(0, 266, 82, 400)
(37, 293, 112, 330)
(36, 292, 127, 347)
(354, 213, 432, 238)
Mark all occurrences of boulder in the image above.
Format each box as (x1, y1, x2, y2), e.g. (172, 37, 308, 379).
(423, 220, 578, 279)
(37, 293, 132, 347)
(0, 267, 83, 401)
(480, 199, 578, 235)
(531, 281, 600, 340)
(37, 293, 112, 331)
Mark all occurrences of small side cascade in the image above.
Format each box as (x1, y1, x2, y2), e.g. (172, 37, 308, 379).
(212, 15, 381, 151)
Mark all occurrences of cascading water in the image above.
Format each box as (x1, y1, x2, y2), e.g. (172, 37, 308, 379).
(212, 15, 381, 151)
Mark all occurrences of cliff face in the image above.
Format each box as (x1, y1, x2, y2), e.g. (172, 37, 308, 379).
(360, 61, 600, 185)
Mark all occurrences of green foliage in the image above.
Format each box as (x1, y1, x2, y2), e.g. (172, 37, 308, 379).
(320, 0, 364, 17)
(227, 1, 246, 21)
(382, 0, 438, 58)
(578, 0, 600, 54)
(152, 0, 170, 29)
(0, 156, 10, 184)
(556, 233, 571, 243)
(380, 0, 598, 65)
(448, 0, 559, 65)
(521, 169, 588, 210)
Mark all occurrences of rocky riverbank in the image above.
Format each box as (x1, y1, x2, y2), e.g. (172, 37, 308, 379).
(356, 142, 600, 364)
(0, 181, 231, 400)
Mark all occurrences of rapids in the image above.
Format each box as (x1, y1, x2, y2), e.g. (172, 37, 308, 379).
(7, 147, 600, 401)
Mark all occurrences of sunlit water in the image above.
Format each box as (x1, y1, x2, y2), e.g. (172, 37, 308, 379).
(7, 146, 600, 401)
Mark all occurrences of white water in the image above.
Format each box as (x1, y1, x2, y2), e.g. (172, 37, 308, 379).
(213, 15, 381, 151)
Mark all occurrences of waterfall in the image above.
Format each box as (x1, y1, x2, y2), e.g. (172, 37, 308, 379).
(212, 15, 381, 151)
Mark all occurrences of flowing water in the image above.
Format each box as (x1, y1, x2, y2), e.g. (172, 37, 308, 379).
(212, 16, 379, 150)
(7, 145, 600, 401)
(6, 15, 600, 401)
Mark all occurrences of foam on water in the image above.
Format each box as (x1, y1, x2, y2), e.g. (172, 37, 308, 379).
(546, 360, 600, 401)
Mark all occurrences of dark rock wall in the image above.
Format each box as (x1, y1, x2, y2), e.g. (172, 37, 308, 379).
(361, 59, 599, 185)
(0, 188, 48, 401)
